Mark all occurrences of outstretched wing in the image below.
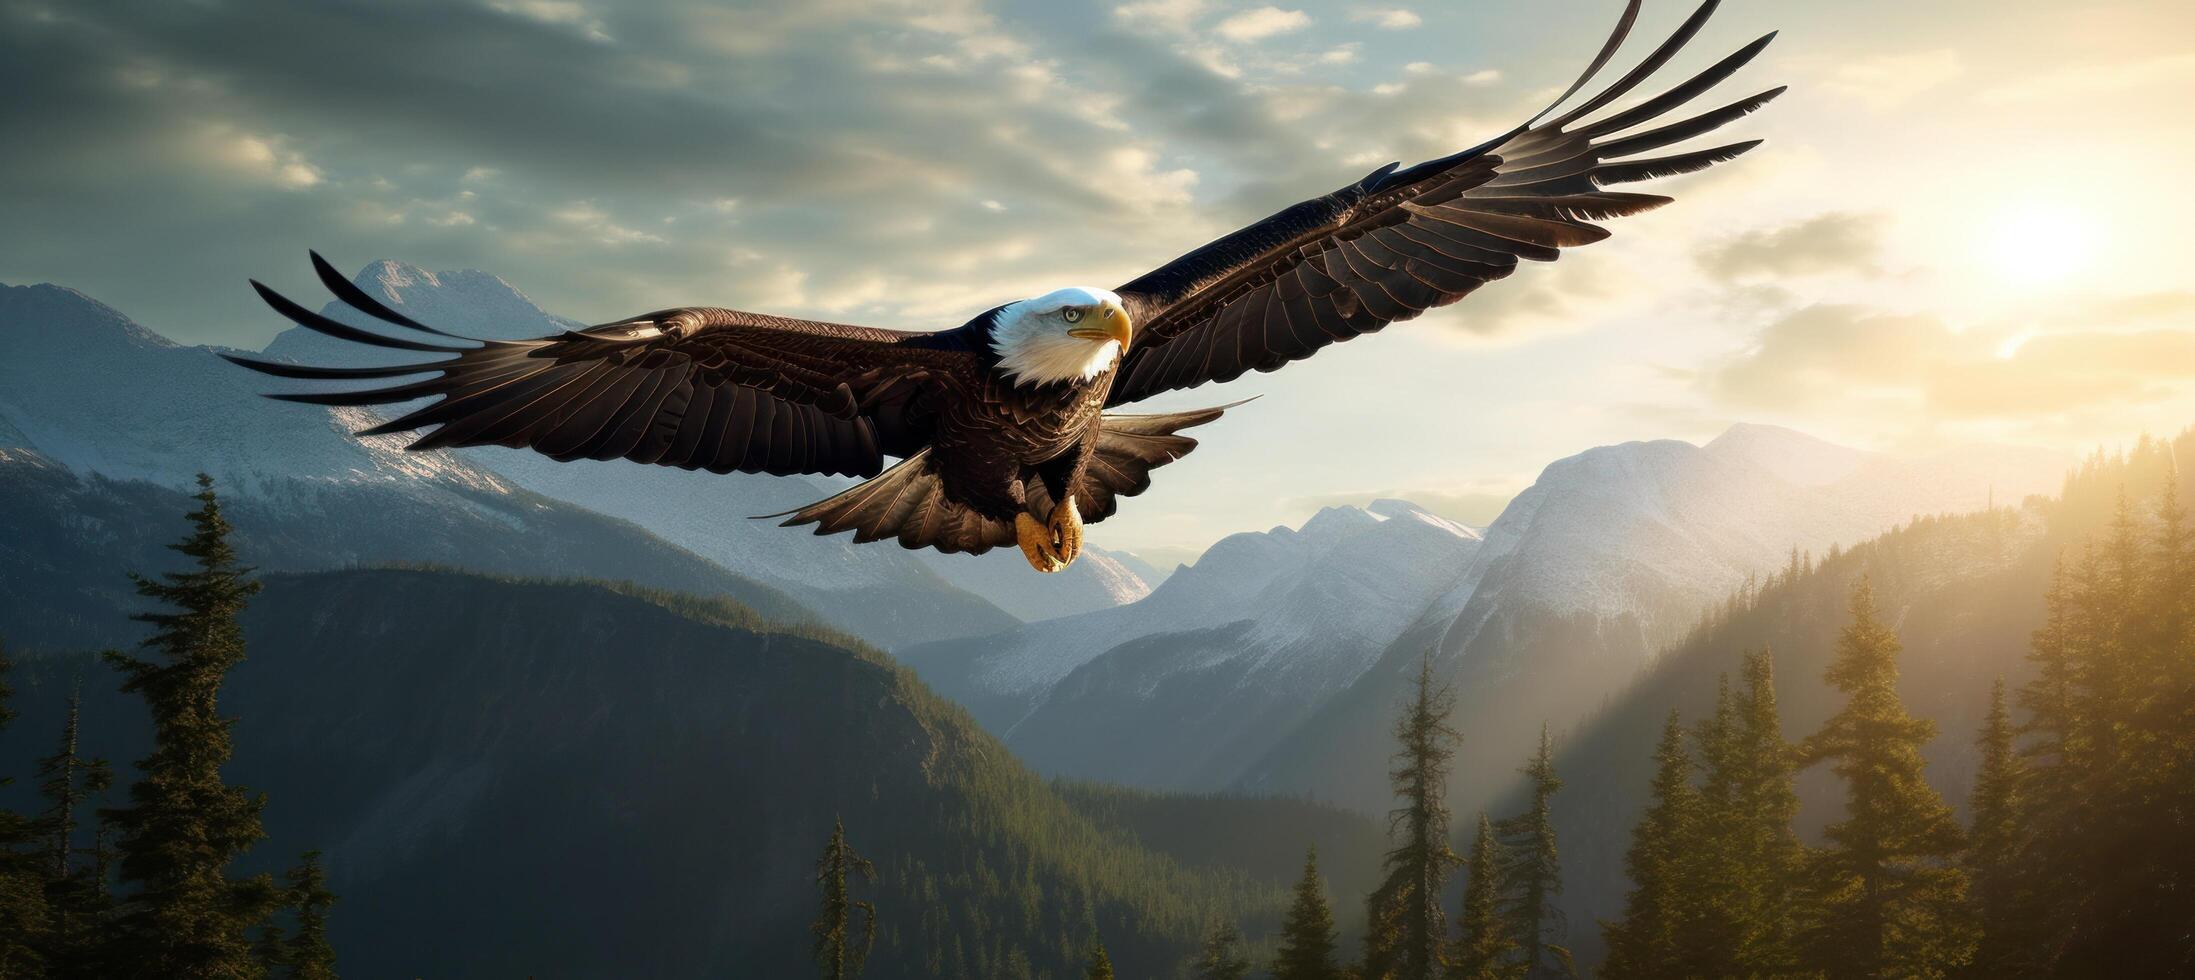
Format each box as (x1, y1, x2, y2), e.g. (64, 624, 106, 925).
(228, 253, 981, 478)
(1107, 0, 1779, 407)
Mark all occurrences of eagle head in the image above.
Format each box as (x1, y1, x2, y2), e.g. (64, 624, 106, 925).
(991, 286, 1133, 387)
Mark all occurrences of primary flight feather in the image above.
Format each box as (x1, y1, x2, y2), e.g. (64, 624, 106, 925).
(230, 0, 1781, 574)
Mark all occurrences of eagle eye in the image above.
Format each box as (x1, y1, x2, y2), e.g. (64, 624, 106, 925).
(1061, 307, 1084, 323)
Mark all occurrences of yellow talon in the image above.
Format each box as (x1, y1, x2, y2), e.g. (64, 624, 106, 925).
(1048, 496, 1083, 567)
(1016, 512, 1065, 573)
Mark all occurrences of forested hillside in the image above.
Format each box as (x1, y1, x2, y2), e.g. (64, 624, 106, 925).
(1550, 429, 2195, 969)
(0, 564, 1337, 977)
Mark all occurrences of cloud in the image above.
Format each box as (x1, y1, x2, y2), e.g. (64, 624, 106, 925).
(1932, 330, 2195, 417)
(1349, 7, 1421, 30)
(1215, 7, 1309, 42)
(1113, 0, 1207, 33)
(1319, 44, 1362, 66)
(1419, 251, 1625, 340)
(1709, 301, 2195, 422)
(1696, 212, 1887, 281)
(484, 0, 612, 43)
(190, 125, 324, 189)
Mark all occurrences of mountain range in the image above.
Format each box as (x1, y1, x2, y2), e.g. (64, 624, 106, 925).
(908, 416, 2066, 815)
(1237, 422, 2067, 815)
(0, 262, 2102, 975)
(903, 499, 1486, 791)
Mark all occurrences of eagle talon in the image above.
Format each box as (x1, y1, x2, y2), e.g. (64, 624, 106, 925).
(1048, 496, 1083, 567)
(1015, 512, 1065, 573)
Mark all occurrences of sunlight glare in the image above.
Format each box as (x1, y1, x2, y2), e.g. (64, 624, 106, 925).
(1985, 203, 2100, 286)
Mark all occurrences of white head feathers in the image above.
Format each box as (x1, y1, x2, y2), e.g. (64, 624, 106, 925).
(991, 286, 1128, 387)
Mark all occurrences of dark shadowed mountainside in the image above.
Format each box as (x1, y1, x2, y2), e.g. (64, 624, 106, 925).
(0, 567, 1333, 978)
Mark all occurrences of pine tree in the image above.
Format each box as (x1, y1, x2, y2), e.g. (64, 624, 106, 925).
(1599, 712, 1695, 980)
(1193, 921, 1251, 980)
(37, 682, 117, 979)
(101, 474, 280, 977)
(2018, 558, 2077, 773)
(1272, 848, 1340, 980)
(1362, 655, 1462, 980)
(277, 852, 336, 980)
(1964, 679, 2027, 978)
(1449, 814, 1517, 980)
(1494, 725, 1567, 979)
(811, 817, 877, 980)
(1724, 649, 1804, 974)
(1084, 937, 1114, 980)
(1671, 675, 1737, 974)
(1798, 578, 1974, 978)
(0, 641, 52, 977)
(2021, 474, 2195, 975)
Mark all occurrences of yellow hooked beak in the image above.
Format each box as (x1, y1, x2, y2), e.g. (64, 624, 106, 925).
(1067, 301, 1133, 352)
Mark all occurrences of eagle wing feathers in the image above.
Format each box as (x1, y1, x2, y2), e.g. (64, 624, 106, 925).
(1106, 0, 1779, 407)
(227, 253, 980, 479)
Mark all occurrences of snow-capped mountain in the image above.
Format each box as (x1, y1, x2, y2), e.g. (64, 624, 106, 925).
(1238, 426, 2068, 814)
(0, 281, 507, 494)
(913, 545, 1155, 622)
(897, 407, 2064, 809)
(0, 280, 827, 642)
(259, 260, 1152, 640)
(899, 499, 1484, 788)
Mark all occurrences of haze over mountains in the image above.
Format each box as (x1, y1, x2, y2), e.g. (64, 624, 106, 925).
(904, 499, 1487, 790)
(910, 409, 2065, 814)
(1238, 420, 2066, 814)
(0, 263, 2103, 975)
(1, 262, 2069, 813)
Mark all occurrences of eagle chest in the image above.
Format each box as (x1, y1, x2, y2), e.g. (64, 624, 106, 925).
(948, 371, 1109, 465)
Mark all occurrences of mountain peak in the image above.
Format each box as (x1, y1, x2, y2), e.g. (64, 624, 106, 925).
(0, 281, 177, 352)
(265, 259, 572, 363)
(1703, 422, 1872, 487)
(341, 259, 567, 341)
(1299, 504, 1381, 538)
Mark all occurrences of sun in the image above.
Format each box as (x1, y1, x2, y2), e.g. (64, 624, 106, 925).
(1983, 203, 2100, 286)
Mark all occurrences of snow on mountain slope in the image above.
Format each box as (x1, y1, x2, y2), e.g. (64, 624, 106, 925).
(1238, 425, 2070, 814)
(1702, 422, 1871, 487)
(898, 500, 1483, 787)
(914, 545, 1153, 622)
(1103, 549, 1173, 589)
(0, 282, 505, 494)
(0, 281, 822, 635)
(1397, 426, 2069, 652)
(260, 260, 1153, 643)
(903, 501, 1417, 707)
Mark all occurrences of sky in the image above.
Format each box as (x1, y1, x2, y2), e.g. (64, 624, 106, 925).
(4, 0, 2194, 556)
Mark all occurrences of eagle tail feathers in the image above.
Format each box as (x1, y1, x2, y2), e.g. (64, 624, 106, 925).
(771, 399, 1248, 557)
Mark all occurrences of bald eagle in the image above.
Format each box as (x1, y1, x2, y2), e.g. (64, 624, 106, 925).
(230, 0, 1779, 573)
